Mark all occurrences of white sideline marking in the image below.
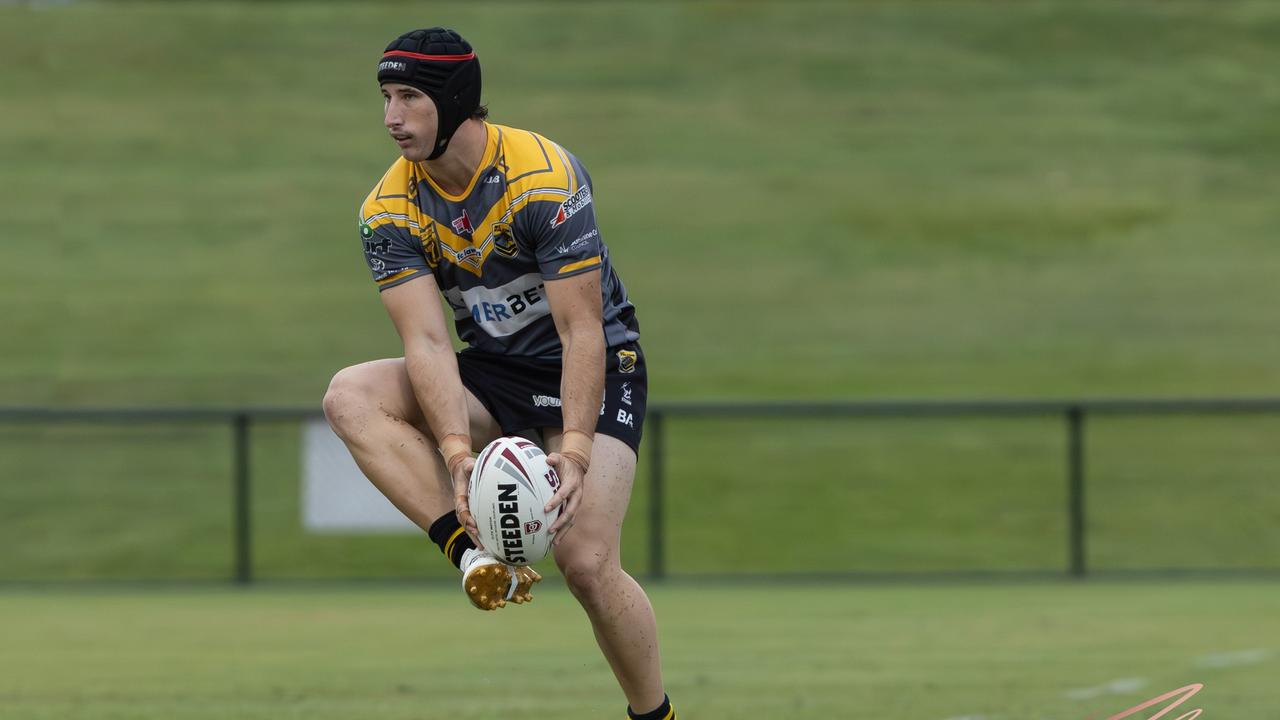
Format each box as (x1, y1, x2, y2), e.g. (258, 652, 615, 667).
(1193, 648, 1272, 668)
(1064, 677, 1148, 700)
(941, 715, 988, 720)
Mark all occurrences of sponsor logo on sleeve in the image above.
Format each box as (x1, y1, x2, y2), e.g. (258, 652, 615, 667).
(549, 185, 593, 228)
(421, 222, 441, 269)
(363, 234, 391, 257)
(554, 228, 599, 256)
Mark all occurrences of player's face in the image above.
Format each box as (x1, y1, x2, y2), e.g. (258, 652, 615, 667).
(381, 83, 438, 162)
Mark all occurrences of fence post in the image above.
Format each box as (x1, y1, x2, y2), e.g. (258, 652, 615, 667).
(1066, 406, 1086, 577)
(232, 412, 253, 584)
(647, 410, 665, 581)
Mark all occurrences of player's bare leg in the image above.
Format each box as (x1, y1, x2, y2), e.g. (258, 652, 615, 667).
(323, 358, 489, 528)
(546, 430, 667, 715)
(322, 358, 540, 608)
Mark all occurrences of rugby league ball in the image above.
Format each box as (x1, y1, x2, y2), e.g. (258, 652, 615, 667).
(468, 436, 561, 565)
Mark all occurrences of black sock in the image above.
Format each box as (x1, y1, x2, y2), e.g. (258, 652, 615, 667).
(427, 511, 476, 569)
(628, 694, 674, 720)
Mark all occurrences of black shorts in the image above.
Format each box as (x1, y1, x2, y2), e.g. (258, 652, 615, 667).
(457, 343, 648, 454)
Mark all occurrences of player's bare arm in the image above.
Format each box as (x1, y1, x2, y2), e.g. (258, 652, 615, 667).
(379, 275, 480, 543)
(542, 267, 606, 544)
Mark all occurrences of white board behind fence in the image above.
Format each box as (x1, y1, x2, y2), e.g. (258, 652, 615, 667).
(302, 418, 418, 532)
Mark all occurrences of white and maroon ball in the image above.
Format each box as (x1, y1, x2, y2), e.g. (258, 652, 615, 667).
(467, 436, 561, 565)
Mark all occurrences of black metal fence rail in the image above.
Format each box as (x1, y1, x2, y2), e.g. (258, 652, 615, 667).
(4, 397, 1280, 584)
(0, 406, 319, 584)
(646, 398, 1280, 580)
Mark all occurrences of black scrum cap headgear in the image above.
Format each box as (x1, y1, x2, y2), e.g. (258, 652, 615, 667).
(378, 27, 482, 160)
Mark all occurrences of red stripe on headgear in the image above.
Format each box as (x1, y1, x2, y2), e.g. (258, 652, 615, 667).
(383, 50, 475, 62)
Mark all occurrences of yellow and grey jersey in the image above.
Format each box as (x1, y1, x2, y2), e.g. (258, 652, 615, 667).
(358, 123, 639, 360)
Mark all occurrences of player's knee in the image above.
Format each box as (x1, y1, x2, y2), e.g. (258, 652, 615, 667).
(557, 547, 619, 606)
(322, 365, 371, 438)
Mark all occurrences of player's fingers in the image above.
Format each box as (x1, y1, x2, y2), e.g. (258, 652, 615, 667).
(547, 485, 581, 536)
(565, 484, 583, 520)
(543, 473, 581, 513)
(551, 490, 582, 545)
(455, 502, 483, 549)
(544, 485, 568, 514)
(547, 492, 574, 533)
(552, 517, 575, 545)
(548, 511, 569, 536)
(543, 470, 577, 512)
(459, 508, 478, 535)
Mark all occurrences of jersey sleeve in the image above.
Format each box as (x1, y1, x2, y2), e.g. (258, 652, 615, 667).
(522, 161, 604, 281)
(359, 207, 429, 292)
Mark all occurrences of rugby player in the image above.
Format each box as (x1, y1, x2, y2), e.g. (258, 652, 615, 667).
(322, 27, 675, 720)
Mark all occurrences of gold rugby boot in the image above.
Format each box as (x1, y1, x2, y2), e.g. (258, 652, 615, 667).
(460, 549, 541, 611)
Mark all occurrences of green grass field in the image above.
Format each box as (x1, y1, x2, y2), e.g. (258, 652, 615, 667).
(1, 3, 1279, 717)
(1, 0, 1280, 582)
(2, 0, 1280, 405)
(1, 581, 1277, 719)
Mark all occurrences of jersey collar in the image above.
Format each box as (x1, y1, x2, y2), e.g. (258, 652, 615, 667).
(421, 122, 499, 203)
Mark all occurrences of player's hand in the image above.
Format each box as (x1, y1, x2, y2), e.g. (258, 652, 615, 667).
(544, 452, 586, 546)
(451, 456, 483, 549)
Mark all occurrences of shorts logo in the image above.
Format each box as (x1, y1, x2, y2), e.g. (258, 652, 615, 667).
(492, 222, 518, 258)
(616, 350, 637, 374)
(550, 185, 593, 228)
(621, 382, 632, 406)
(531, 394, 562, 408)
